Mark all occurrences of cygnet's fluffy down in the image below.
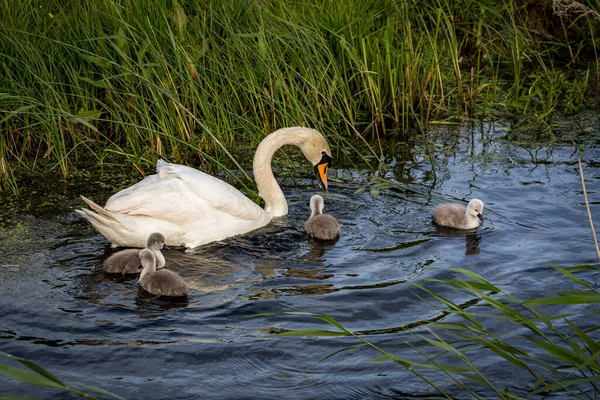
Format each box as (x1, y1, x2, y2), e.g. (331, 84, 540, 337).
(432, 199, 484, 230)
(103, 232, 168, 274)
(304, 195, 340, 241)
(138, 249, 188, 297)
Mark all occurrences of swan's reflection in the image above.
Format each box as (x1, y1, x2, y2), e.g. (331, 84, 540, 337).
(135, 288, 190, 311)
(465, 233, 481, 255)
(244, 237, 338, 300)
(300, 237, 338, 263)
(166, 243, 257, 297)
(433, 226, 482, 255)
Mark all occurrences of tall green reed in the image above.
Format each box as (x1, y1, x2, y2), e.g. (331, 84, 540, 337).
(0, 350, 125, 399)
(258, 265, 600, 398)
(0, 0, 596, 193)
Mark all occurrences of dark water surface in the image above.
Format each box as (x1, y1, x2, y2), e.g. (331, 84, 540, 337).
(1, 121, 599, 399)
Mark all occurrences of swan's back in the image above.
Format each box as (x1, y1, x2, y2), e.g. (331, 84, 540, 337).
(99, 161, 270, 248)
(105, 161, 265, 223)
(103, 249, 141, 274)
(139, 269, 188, 297)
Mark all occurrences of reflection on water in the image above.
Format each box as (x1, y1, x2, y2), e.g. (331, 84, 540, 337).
(300, 239, 336, 263)
(432, 225, 483, 255)
(1, 120, 600, 398)
(465, 233, 481, 255)
(135, 289, 190, 311)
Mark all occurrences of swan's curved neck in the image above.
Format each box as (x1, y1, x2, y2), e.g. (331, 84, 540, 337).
(253, 128, 308, 217)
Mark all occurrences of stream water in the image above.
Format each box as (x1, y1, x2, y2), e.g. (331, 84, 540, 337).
(1, 119, 599, 399)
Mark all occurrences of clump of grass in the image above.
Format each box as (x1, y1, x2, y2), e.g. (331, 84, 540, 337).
(259, 266, 600, 398)
(0, 0, 598, 193)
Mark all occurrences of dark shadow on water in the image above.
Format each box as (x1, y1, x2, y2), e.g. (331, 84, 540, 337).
(432, 225, 482, 256)
(135, 287, 190, 310)
(301, 234, 339, 263)
(465, 234, 481, 255)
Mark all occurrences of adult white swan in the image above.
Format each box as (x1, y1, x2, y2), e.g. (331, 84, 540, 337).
(76, 127, 332, 249)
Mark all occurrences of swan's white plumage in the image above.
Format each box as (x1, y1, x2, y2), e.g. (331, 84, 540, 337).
(106, 161, 265, 223)
(80, 163, 271, 248)
(76, 127, 331, 248)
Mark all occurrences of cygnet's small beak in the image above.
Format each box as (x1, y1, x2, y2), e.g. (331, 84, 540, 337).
(162, 244, 170, 250)
(477, 214, 484, 224)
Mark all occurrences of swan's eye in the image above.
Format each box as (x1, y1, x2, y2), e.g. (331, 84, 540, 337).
(318, 152, 332, 167)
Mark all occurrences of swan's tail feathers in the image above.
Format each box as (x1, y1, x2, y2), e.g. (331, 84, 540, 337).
(75, 196, 121, 239)
(76, 196, 147, 248)
(80, 196, 116, 220)
(156, 159, 183, 177)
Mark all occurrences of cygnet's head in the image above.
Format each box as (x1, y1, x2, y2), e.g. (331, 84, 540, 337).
(310, 194, 325, 216)
(146, 232, 168, 250)
(467, 199, 484, 222)
(139, 248, 156, 270)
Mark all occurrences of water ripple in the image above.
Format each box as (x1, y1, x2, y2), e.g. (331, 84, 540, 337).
(2, 124, 600, 398)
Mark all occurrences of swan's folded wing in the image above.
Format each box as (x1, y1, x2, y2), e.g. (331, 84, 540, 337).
(104, 161, 264, 224)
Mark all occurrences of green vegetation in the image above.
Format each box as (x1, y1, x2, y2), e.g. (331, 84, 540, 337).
(259, 265, 600, 398)
(0, 351, 125, 399)
(0, 0, 598, 193)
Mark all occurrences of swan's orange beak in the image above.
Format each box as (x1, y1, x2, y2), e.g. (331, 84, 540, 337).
(317, 163, 328, 190)
(314, 152, 331, 190)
